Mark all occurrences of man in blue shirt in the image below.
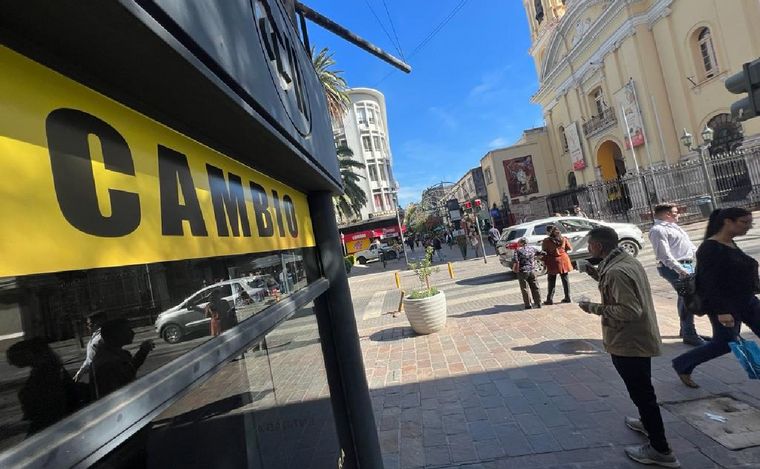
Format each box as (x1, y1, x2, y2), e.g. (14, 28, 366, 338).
(512, 238, 543, 310)
(649, 203, 705, 346)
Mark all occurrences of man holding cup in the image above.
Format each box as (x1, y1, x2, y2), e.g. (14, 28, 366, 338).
(578, 227, 679, 468)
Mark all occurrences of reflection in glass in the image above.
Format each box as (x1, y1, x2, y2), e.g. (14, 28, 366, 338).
(92, 306, 339, 468)
(0, 248, 315, 452)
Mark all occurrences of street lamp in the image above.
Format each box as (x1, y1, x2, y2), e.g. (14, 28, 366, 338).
(681, 125, 718, 208)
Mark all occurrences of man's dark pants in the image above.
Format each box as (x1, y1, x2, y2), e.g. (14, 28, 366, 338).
(657, 265, 698, 338)
(517, 272, 541, 307)
(611, 355, 670, 453)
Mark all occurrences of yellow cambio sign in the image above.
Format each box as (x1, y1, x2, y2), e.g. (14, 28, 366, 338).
(0, 45, 315, 278)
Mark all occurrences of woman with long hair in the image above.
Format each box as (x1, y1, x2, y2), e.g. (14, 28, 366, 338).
(672, 207, 757, 388)
(542, 225, 573, 304)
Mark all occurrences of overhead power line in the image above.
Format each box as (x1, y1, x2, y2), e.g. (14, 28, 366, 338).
(363, 0, 403, 58)
(382, 0, 405, 61)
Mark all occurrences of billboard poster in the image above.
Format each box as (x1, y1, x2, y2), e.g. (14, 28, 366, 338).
(615, 81, 645, 149)
(503, 156, 539, 197)
(564, 122, 586, 170)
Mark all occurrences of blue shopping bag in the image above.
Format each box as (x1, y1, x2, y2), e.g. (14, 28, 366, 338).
(729, 336, 760, 380)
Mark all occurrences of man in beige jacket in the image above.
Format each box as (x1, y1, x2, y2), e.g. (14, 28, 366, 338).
(579, 227, 679, 468)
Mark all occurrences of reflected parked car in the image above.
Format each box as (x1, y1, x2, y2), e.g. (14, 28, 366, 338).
(155, 276, 279, 343)
(495, 216, 645, 275)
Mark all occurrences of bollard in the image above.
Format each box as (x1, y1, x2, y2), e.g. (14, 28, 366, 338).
(447, 262, 454, 279)
(398, 290, 405, 313)
(394, 272, 401, 289)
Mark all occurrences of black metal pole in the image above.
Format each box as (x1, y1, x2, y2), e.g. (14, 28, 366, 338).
(308, 191, 383, 469)
(298, 11, 311, 51)
(296, 1, 411, 73)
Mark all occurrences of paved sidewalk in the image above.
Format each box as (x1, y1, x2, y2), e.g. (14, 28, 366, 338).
(350, 218, 760, 468)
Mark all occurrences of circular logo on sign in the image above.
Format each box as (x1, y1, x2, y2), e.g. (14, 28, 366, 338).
(251, 0, 312, 137)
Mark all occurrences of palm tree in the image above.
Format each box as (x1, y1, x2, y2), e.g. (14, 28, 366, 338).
(334, 145, 368, 221)
(311, 47, 351, 120)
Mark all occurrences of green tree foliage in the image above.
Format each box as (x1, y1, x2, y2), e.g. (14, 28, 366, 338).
(334, 145, 368, 220)
(311, 47, 351, 121)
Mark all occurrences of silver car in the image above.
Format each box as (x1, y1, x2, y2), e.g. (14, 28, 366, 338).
(155, 276, 278, 343)
(496, 216, 646, 275)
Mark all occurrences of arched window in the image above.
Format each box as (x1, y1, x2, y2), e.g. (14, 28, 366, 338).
(535, 0, 544, 23)
(558, 125, 569, 152)
(697, 28, 718, 79)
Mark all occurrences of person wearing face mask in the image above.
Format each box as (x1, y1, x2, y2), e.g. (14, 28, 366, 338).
(672, 208, 758, 389)
(542, 225, 573, 304)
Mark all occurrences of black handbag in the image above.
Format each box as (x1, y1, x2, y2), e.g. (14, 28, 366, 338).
(675, 274, 706, 316)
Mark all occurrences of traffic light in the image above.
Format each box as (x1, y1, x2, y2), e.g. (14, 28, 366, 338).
(725, 57, 760, 122)
(474, 199, 482, 210)
(463, 200, 472, 210)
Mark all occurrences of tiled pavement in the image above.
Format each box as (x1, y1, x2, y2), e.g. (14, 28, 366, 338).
(349, 218, 760, 468)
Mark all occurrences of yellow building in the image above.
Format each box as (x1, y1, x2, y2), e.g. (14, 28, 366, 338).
(481, 127, 561, 221)
(525, 0, 760, 189)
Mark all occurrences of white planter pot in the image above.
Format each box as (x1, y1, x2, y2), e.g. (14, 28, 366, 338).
(403, 290, 447, 334)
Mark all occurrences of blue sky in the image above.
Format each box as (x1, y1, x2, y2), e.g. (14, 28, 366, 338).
(305, 0, 544, 206)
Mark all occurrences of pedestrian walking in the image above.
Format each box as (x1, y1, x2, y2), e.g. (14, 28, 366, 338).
(511, 238, 542, 310)
(432, 236, 445, 261)
(470, 232, 481, 257)
(489, 225, 501, 247)
(649, 203, 706, 346)
(542, 225, 573, 304)
(73, 312, 105, 382)
(205, 289, 230, 337)
(578, 227, 680, 468)
(672, 208, 757, 389)
(456, 233, 468, 259)
(92, 318, 154, 398)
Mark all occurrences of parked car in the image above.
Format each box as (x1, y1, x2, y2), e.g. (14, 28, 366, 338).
(155, 275, 278, 343)
(354, 242, 397, 264)
(495, 216, 646, 275)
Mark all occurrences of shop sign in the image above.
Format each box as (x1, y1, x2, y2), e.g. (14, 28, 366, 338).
(0, 46, 315, 277)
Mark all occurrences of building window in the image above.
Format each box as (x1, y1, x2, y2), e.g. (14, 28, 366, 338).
(367, 108, 376, 124)
(373, 193, 383, 210)
(591, 87, 606, 116)
(368, 164, 378, 181)
(362, 135, 371, 152)
(484, 168, 493, 184)
(356, 107, 367, 125)
(384, 193, 392, 209)
(386, 164, 393, 182)
(697, 28, 718, 79)
(534, 0, 544, 23)
(379, 164, 387, 181)
(559, 125, 569, 152)
(337, 138, 347, 148)
(372, 135, 381, 152)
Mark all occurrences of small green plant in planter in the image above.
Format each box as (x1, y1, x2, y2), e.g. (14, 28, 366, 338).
(344, 255, 354, 274)
(407, 247, 439, 298)
(404, 246, 447, 334)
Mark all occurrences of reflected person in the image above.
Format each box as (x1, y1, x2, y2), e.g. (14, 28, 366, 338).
(92, 318, 154, 397)
(73, 312, 105, 382)
(7, 338, 80, 435)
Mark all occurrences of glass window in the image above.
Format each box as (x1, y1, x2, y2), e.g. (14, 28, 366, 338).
(372, 136, 381, 152)
(368, 165, 378, 182)
(367, 108, 376, 124)
(356, 107, 367, 125)
(698, 28, 718, 78)
(373, 194, 383, 210)
(531, 222, 563, 237)
(361, 136, 371, 152)
(379, 165, 387, 181)
(560, 219, 595, 232)
(90, 306, 340, 468)
(502, 228, 526, 242)
(0, 248, 317, 451)
(592, 88, 606, 116)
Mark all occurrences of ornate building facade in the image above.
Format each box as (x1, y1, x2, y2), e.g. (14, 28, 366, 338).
(333, 87, 399, 222)
(524, 0, 760, 188)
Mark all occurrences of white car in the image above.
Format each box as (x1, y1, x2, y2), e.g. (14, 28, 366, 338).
(354, 243, 397, 264)
(155, 276, 278, 343)
(496, 216, 646, 275)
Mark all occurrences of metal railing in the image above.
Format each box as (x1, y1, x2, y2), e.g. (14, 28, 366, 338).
(547, 144, 760, 228)
(582, 107, 617, 137)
